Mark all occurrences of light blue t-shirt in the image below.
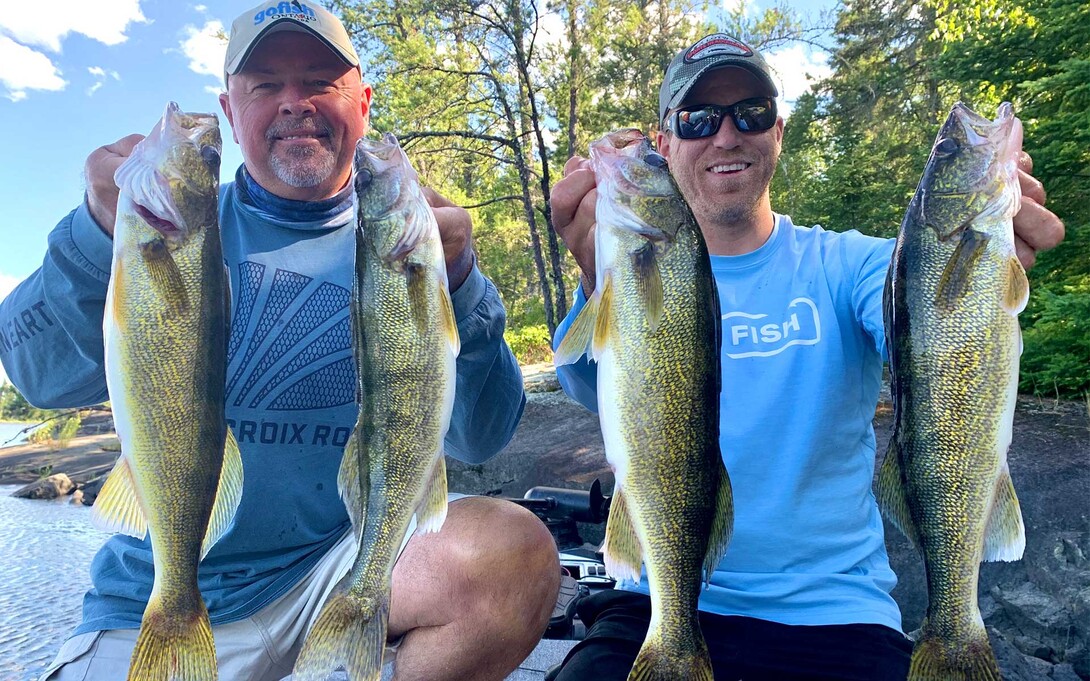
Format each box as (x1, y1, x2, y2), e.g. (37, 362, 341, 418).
(555, 213, 902, 631)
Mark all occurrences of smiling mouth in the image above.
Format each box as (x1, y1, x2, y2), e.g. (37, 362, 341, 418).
(708, 162, 751, 174)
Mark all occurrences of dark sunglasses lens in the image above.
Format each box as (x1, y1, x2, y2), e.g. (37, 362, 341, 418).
(734, 100, 776, 132)
(678, 108, 721, 139)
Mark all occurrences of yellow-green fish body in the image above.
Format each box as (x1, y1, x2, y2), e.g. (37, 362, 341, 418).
(94, 102, 242, 681)
(556, 129, 732, 681)
(879, 102, 1028, 681)
(293, 133, 459, 681)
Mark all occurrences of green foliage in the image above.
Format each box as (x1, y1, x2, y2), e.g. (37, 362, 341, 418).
(0, 382, 53, 422)
(504, 324, 554, 365)
(1019, 277, 1090, 397)
(26, 412, 82, 451)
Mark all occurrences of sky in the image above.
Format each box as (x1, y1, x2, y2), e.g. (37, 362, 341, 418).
(0, 0, 835, 382)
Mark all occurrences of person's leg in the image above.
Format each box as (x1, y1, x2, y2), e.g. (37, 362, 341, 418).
(386, 496, 560, 681)
(550, 590, 652, 681)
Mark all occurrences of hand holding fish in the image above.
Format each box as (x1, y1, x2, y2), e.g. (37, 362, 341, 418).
(551, 155, 598, 295)
(422, 185, 475, 291)
(1013, 152, 1065, 268)
(84, 133, 145, 236)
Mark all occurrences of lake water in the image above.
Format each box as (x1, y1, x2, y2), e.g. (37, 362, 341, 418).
(0, 485, 110, 680)
(0, 422, 32, 446)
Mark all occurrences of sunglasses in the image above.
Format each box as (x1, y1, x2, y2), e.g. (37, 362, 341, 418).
(664, 97, 778, 139)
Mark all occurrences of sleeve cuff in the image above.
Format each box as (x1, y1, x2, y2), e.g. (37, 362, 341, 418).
(70, 199, 115, 275)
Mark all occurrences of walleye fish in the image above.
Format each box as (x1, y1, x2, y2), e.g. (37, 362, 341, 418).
(293, 133, 460, 681)
(879, 102, 1028, 681)
(92, 102, 242, 681)
(555, 129, 732, 681)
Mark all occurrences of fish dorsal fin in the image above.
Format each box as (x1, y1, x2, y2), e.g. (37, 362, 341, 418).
(875, 436, 920, 548)
(934, 229, 990, 309)
(602, 484, 643, 584)
(415, 456, 448, 535)
(554, 283, 603, 366)
(90, 455, 148, 539)
(338, 423, 369, 538)
(201, 427, 244, 559)
(140, 239, 189, 315)
(632, 242, 663, 332)
(983, 465, 1026, 562)
(703, 456, 734, 586)
(1004, 256, 1030, 315)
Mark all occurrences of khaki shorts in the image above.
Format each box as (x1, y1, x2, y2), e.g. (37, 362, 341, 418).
(37, 494, 467, 681)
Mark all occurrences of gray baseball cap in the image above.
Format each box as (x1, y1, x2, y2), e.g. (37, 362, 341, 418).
(658, 33, 778, 123)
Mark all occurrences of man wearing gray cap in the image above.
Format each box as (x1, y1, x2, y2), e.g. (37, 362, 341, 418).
(6, 2, 558, 680)
(548, 33, 1065, 679)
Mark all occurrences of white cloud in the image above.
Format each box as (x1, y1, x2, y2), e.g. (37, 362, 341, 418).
(0, 273, 19, 300)
(204, 85, 224, 96)
(180, 20, 228, 79)
(0, 36, 66, 101)
(763, 45, 831, 116)
(722, 0, 754, 14)
(194, 4, 208, 12)
(0, 0, 147, 52)
(86, 66, 120, 96)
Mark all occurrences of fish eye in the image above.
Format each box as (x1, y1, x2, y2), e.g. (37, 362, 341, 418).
(644, 152, 668, 169)
(935, 137, 961, 156)
(355, 168, 374, 194)
(200, 145, 221, 175)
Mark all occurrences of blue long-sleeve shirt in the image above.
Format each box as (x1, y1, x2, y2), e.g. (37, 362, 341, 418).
(0, 166, 526, 634)
(556, 214, 903, 631)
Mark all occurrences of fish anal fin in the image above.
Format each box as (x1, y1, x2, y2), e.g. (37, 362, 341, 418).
(703, 458, 733, 585)
(415, 456, 448, 534)
(632, 243, 663, 332)
(337, 425, 368, 536)
(140, 239, 189, 315)
(875, 437, 920, 548)
(602, 484, 643, 584)
(91, 455, 147, 539)
(983, 465, 1025, 562)
(934, 229, 990, 310)
(201, 427, 244, 559)
(554, 289, 601, 366)
(1004, 256, 1030, 315)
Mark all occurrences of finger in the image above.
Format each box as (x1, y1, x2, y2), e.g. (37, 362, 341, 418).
(552, 168, 597, 232)
(1017, 168, 1046, 206)
(1013, 196, 1065, 253)
(563, 155, 590, 177)
(1014, 235, 1035, 270)
(1017, 151, 1033, 175)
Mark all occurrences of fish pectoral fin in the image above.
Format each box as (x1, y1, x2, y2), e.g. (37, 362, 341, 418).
(703, 459, 734, 586)
(439, 279, 461, 356)
(201, 427, 244, 559)
(405, 262, 431, 339)
(90, 455, 148, 539)
(415, 456, 448, 534)
(140, 239, 189, 315)
(632, 243, 663, 332)
(875, 437, 920, 548)
(983, 465, 1026, 562)
(1004, 256, 1030, 315)
(554, 279, 604, 366)
(337, 425, 368, 536)
(602, 484, 643, 584)
(934, 229, 990, 310)
(590, 274, 614, 360)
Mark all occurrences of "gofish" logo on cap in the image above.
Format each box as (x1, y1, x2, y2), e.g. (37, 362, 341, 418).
(684, 34, 753, 63)
(255, 0, 317, 25)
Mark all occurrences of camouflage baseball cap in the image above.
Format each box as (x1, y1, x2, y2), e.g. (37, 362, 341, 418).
(658, 33, 778, 123)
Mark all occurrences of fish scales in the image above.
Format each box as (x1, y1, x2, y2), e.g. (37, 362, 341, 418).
(881, 101, 1027, 681)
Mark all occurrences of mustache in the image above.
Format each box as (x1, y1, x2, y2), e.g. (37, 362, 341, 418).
(265, 117, 333, 141)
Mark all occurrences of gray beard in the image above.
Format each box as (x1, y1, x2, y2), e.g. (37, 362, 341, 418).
(269, 146, 336, 188)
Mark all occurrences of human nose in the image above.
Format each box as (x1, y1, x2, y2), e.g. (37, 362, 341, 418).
(710, 114, 745, 149)
(277, 84, 316, 117)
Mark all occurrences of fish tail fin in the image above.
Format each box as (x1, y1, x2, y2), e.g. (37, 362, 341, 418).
(628, 633, 713, 681)
(909, 627, 1001, 681)
(127, 594, 216, 681)
(293, 588, 388, 681)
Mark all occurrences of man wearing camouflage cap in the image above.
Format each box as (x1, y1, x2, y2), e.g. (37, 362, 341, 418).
(549, 32, 1065, 679)
(11, 2, 558, 679)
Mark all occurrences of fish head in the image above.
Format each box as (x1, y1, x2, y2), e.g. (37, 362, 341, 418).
(590, 128, 691, 242)
(114, 102, 221, 243)
(918, 102, 1023, 237)
(354, 133, 435, 263)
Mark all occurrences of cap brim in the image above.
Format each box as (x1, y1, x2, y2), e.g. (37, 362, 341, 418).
(665, 61, 779, 118)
